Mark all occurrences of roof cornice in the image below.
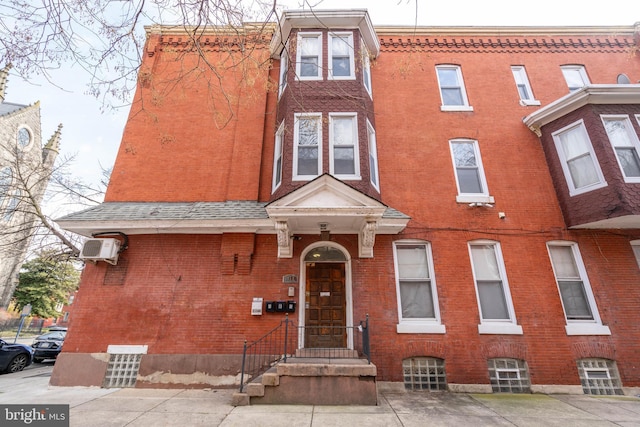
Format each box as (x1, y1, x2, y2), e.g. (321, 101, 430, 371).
(523, 84, 640, 136)
(270, 9, 380, 58)
(374, 24, 638, 36)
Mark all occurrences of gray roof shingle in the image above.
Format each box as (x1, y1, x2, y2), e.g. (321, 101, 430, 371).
(58, 201, 409, 222)
(0, 102, 28, 117)
(57, 201, 270, 222)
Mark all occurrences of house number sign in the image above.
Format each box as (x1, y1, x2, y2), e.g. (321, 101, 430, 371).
(282, 274, 298, 284)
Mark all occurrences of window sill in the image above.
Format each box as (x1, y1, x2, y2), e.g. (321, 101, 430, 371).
(441, 105, 474, 112)
(565, 323, 611, 336)
(567, 181, 608, 197)
(332, 174, 362, 181)
(397, 323, 446, 334)
(478, 323, 523, 335)
(107, 344, 148, 354)
(519, 99, 541, 106)
(456, 194, 495, 204)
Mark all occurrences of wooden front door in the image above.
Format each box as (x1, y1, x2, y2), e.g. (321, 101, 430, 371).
(305, 262, 346, 348)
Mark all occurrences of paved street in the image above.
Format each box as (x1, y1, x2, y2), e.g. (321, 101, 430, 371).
(1, 365, 640, 426)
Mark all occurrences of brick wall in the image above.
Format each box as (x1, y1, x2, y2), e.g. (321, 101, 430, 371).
(66, 27, 640, 388)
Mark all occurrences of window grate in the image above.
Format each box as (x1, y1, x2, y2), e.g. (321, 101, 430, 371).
(103, 353, 142, 388)
(488, 358, 530, 393)
(403, 357, 447, 391)
(577, 359, 623, 395)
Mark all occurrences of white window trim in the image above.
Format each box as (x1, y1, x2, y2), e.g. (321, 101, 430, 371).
(436, 65, 473, 112)
(278, 44, 289, 98)
(329, 113, 361, 180)
(601, 114, 640, 183)
(361, 37, 372, 98)
(511, 66, 540, 106)
(367, 120, 380, 192)
(561, 65, 590, 91)
(546, 241, 611, 336)
(450, 139, 494, 204)
(328, 32, 355, 80)
(293, 113, 322, 181)
(272, 121, 285, 192)
(393, 240, 446, 334)
(630, 240, 640, 269)
(468, 240, 522, 335)
(296, 32, 322, 81)
(552, 119, 607, 196)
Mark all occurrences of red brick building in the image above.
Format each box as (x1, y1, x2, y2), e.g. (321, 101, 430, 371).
(55, 10, 640, 396)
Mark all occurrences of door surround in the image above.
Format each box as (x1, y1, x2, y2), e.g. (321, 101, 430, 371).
(298, 241, 353, 349)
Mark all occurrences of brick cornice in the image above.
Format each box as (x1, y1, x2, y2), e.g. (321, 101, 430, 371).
(379, 35, 635, 53)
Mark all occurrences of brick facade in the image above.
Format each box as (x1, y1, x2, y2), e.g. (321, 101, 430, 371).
(54, 12, 640, 393)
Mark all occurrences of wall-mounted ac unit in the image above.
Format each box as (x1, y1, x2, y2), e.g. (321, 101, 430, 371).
(79, 238, 121, 265)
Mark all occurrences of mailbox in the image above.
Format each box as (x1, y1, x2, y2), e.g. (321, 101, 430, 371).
(265, 301, 276, 312)
(275, 301, 286, 312)
(286, 300, 296, 313)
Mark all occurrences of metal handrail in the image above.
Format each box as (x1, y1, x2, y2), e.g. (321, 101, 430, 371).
(239, 314, 370, 392)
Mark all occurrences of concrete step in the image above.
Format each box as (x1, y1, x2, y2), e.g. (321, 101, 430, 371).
(249, 359, 378, 405)
(295, 348, 359, 358)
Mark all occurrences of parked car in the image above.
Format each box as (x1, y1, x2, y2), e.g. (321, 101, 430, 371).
(32, 327, 67, 363)
(0, 339, 34, 373)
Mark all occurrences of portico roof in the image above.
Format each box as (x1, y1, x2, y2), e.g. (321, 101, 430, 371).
(56, 176, 409, 258)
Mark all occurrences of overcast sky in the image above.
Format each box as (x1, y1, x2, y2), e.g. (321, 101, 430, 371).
(5, 0, 639, 213)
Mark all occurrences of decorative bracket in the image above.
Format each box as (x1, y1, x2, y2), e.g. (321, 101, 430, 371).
(275, 221, 292, 258)
(358, 220, 378, 258)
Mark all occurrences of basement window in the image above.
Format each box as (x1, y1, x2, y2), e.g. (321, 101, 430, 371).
(103, 345, 147, 388)
(577, 358, 623, 395)
(403, 357, 447, 391)
(487, 358, 531, 393)
(104, 354, 142, 388)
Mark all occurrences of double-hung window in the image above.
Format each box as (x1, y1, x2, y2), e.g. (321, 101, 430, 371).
(361, 38, 372, 96)
(272, 122, 285, 192)
(511, 66, 539, 106)
(436, 65, 472, 111)
(631, 240, 640, 269)
(547, 242, 610, 335)
(561, 65, 590, 91)
(468, 241, 522, 335)
(329, 33, 355, 80)
(278, 45, 289, 97)
(393, 241, 445, 334)
(367, 120, 379, 191)
(293, 113, 321, 180)
(297, 33, 322, 80)
(552, 120, 606, 196)
(601, 115, 640, 182)
(329, 113, 359, 179)
(450, 139, 493, 204)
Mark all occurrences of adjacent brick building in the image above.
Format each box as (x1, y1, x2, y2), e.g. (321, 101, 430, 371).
(55, 10, 640, 395)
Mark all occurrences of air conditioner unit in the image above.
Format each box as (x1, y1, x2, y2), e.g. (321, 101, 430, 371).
(79, 238, 121, 265)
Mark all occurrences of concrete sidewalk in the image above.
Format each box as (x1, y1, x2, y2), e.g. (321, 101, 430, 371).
(1, 365, 640, 426)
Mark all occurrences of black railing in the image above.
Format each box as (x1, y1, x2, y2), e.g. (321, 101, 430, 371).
(239, 314, 370, 392)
